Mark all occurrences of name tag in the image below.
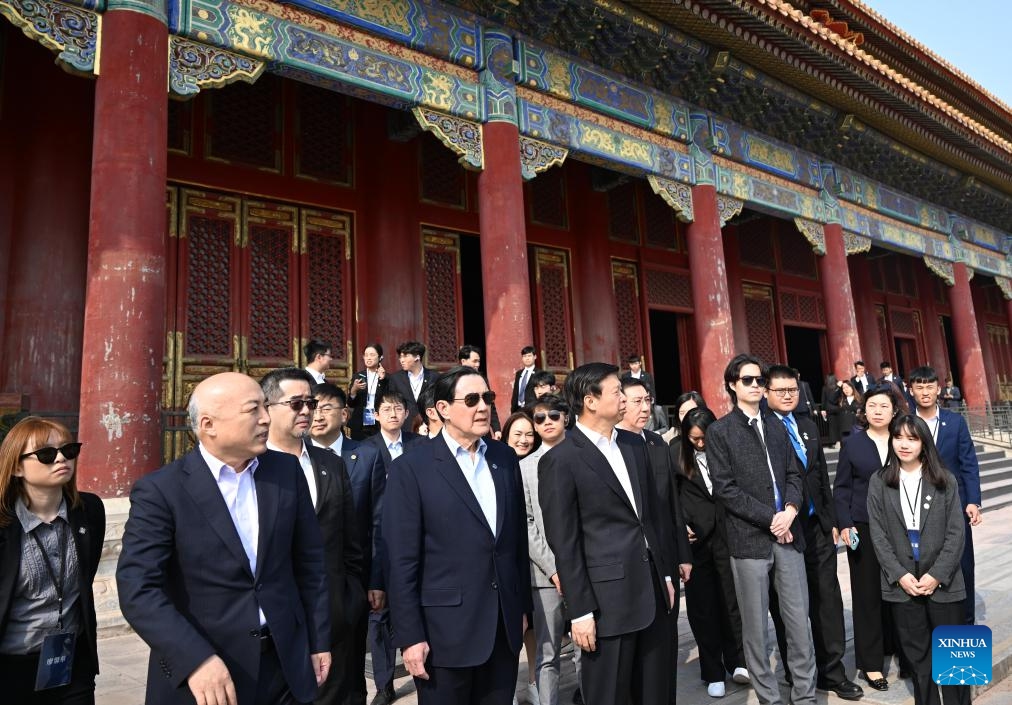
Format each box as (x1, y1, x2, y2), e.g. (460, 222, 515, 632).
(907, 529, 921, 563)
(363, 408, 376, 426)
(35, 632, 75, 690)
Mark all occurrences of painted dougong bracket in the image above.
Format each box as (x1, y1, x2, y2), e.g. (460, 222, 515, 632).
(793, 217, 826, 255)
(996, 277, 1012, 301)
(519, 136, 567, 181)
(716, 195, 744, 228)
(843, 231, 871, 255)
(412, 107, 483, 171)
(168, 36, 265, 97)
(924, 255, 955, 287)
(646, 175, 694, 223)
(0, 0, 100, 74)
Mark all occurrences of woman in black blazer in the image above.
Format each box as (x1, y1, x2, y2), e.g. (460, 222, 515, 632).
(676, 408, 748, 698)
(833, 384, 905, 691)
(827, 380, 862, 444)
(0, 417, 106, 704)
(868, 414, 969, 705)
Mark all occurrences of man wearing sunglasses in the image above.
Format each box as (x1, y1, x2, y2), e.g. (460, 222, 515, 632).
(262, 368, 367, 705)
(383, 366, 531, 705)
(705, 354, 816, 705)
(117, 371, 332, 705)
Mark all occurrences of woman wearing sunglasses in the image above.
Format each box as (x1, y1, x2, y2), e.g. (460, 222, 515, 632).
(0, 417, 106, 704)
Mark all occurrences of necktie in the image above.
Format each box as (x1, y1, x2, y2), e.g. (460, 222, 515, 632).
(519, 369, 530, 405)
(750, 417, 783, 512)
(782, 416, 815, 517)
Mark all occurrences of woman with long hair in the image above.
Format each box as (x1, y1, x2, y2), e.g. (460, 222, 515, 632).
(676, 408, 748, 698)
(0, 417, 106, 704)
(828, 380, 863, 443)
(833, 383, 906, 691)
(868, 415, 969, 705)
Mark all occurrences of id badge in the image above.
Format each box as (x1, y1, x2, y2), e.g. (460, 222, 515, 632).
(907, 529, 921, 563)
(363, 408, 376, 426)
(35, 631, 75, 690)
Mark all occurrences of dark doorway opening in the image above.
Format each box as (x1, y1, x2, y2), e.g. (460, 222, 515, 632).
(648, 309, 683, 405)
(459, 234, 486, 367)
(783, 326, 826, 395)
(942, 315, 958, 385)
(893, 338, 917, 380)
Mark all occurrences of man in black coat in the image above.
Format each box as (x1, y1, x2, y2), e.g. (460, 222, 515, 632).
(510, 346, 540, 413)
(385, 341, 439, 428)
(539, 363, 677, 705)
(764, 365, 863, 701)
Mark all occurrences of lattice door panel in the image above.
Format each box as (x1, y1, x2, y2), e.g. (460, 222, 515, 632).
(612, 260, 643, 363)
(243, 200, 300, 379)
(532, 247, 575, 372)
(302, 209, 353, 386)
(742, 283, 779, 365)
(422, 229, 465, 366)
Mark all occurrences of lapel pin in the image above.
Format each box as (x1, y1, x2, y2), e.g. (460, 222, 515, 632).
(79, 527, 86, 534)
(923, 502, 930, 509)
(492, 463, 498, 470)
(802, 432, 809, 441)
(322, 470, 328, 476)
(942, 422, 947, 426)
(351, 454, 357, 460)
(926, 495, 932, 500)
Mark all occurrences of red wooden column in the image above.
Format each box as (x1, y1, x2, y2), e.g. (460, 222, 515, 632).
(819, 223, 862, 380)
(849, 255, 882, 364)
(686, 185, 735, 414)
(918, 265, 949, 377)
(478, 120, 534, 404)
(78, 9, 168, 495)
(949, 262, 990, 407)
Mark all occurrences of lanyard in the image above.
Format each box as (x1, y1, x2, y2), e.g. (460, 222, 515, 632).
(30, 522, 68, 630)
(901, 476, 923, 530)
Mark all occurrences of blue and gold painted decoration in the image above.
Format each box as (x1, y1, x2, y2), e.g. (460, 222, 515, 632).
(707, 118, 821, 190)
(517, 90, 692, 183)
(168, 34, 265, 96)
(480, 27, 516, 124)
(265, 0, 480, 68)
(48, 0, 103, 11)
(715, 160, 825, 222)
(516, 39, 690, 143)
(106, 0, 164, 21)
(185, 0, 483, 120)
(832, 163, 951, 235)
(0, 0, 101, 73)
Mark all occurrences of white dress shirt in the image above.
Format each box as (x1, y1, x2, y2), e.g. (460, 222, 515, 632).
(441, 430, 496, 533)
(576, 420, 638, 515)
(311, 434, 344, 456)
(266, 441, 318, 508)
(305, 366, 326, 384)
(199, 444, 265, 625)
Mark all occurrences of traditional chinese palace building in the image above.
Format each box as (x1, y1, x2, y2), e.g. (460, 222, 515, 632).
(3, 0, 1012, 507)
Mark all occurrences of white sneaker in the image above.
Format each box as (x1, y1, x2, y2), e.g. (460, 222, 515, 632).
(527, 682, 539, 704)
(707, 682, 726, 698)
(732, 668, 751, 684)
(513, 697, 519, 705)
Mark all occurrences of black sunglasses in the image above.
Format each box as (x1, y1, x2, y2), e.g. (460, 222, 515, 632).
(20, 443, 83, 464)
(738, 375, 767, 387)
(533, 410, 563, 424)
(452, 391, 496, 407)
(269, 398, 320, 412)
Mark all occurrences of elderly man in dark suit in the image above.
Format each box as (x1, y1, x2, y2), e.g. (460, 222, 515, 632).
(383, 366, 531, 705)
(908, 365, 982, 624)
(262, 369, 366, 705)
(117, 371, 331, 705)
(540, 363, 677, 705)
(764, 365, 862, 701)
(706, 354, 816, 705)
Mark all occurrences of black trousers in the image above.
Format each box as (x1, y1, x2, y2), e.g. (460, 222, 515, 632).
(316, 610, 368, 705)
(891, 599, 970, 705)
(581, 569, 670, 705)
(254, 636, 310, 705)
(772, 517, 848, 685)
(0, 638, 95, 705)
(846, 521, 887, 673)
(684, 537, 745, 683)
(960, 519, 975, 624)
(415, 615, 518, 705)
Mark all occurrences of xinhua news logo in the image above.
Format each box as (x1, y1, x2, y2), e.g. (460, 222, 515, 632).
(932, 625, 992, 686)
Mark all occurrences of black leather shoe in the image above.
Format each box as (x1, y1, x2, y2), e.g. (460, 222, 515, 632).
(817, 679, 865, 700)
(859, 672, 888, 691)
(371, 684, 397, 705)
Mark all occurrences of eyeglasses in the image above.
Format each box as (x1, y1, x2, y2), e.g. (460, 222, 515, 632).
(20, 443, 83, 464)
(268, 398, 319, 412)
(315, 404, 345, 413)
(768, 387, 799, 397)
(533, 410, 564, 424)
(738, 375, 767, 387)
(452, 391, 496, 407)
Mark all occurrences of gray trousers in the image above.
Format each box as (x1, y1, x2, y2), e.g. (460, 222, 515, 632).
(731, 543, 817, 705)
(532, 585, 582, 705)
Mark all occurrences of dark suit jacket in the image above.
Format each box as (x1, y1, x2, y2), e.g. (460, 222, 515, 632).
(833, 429, 884, 529)
(621, 371, 656, 398)
(510, 367, 542, 413)
(306, 445, 367, 643)
(347, 368, 389, 439)
(706, 407, 805, 559)
(782, 414, 837, 535)
(0, 493, 105, 675)
(643, 429, 692, 568)
(933, 408, 981, 509)
(867, 470, 965, 603)
(383, 434, 532, 667)
(365, 429, 423, 469)
(539, 427, 675, 638)
(116, 449, 330, 705)
(336, 437, 387, 590)
(386, 368, 439, 428)
(850, 375, 872, 396)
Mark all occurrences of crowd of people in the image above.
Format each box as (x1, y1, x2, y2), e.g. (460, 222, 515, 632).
(0, 339, 984, 705)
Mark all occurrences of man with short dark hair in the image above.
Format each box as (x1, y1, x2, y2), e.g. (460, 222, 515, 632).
(384, 367, 531, 704)
(620, 354, 655, 399)
(262, 368, 366, 705)
(305, 340, 334, 384)
(539, 363, 677, 705)
(908, 365, 982, 624)
(386, 341, 438, 428)
(764, 365, 862, 701)
(524, 371, 557, 408)
(458, 345, 501, 437)
(511, 346, 540, 413)
(850, 361, 871, 396)
(417, 385, 443, 439)
(706, 354, 816, 705)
